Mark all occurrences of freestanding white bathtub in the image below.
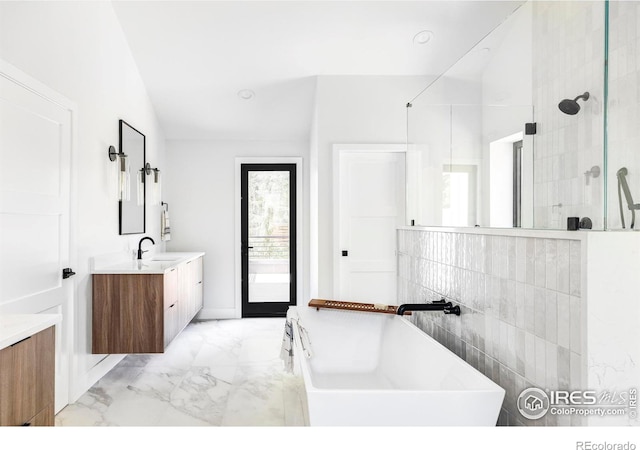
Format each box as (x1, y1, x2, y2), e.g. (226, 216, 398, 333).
(286, 305, 505, 426)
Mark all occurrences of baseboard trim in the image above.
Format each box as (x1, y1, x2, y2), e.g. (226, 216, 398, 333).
(195, 308, 240, 320)
(70, 354, 125, 403)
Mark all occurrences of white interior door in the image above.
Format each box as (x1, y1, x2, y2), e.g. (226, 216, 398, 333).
(0, 64, 73, 413)
(337, 151, 405, 304)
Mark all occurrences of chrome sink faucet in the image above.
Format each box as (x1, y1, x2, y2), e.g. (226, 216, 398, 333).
(137, 236, 155, 260)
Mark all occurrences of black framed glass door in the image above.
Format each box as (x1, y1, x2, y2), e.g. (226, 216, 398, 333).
(241, 164, 296, 317)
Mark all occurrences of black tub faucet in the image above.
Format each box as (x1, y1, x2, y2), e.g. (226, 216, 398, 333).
(137, 236, 155, 260)
(396, 299, 461, 316)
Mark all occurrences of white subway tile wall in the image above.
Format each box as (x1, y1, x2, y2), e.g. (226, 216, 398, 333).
(397, 229, 583, 426)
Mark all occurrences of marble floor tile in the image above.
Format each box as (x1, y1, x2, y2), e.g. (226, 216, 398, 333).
(168, 366, 233, 425)
(102, 389, 171, 426)
(56, 317, 299, 427)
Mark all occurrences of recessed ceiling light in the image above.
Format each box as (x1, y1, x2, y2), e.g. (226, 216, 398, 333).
(413, 30, 434, 45)
(237, 89, 255, 100)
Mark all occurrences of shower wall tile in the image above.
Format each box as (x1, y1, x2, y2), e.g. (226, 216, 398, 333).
(556, 240, 570, 294)
(524, 285, 535, 334)
(515, 282, 525, 329)
(569, 241, 581, 296)
(545, 290, 557, 344)
(569, 295, 582, 354)
(516, 238, 527, 283)
(545, 240, 557, 291)
(535, 336, 546, 386)
(532, 1, 605, 230)
(546, 342, 559, 391)
(557, 346, 571, 390)
(557, 293, 571, 350)
(534, 287, 546, 339)
(534, 239, 546, 287)
(398, 229, 583, 427)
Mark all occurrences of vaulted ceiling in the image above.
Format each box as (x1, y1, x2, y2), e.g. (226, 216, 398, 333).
(113, 1, 523, 141)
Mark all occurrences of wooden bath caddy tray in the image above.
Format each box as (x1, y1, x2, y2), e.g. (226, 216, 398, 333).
(308, 299, 410, 315)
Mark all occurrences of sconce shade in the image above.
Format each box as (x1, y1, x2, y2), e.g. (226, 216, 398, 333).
(109, 145, 130, 201)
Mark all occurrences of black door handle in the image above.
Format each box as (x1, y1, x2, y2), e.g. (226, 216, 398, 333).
(62, 268, 76, 279)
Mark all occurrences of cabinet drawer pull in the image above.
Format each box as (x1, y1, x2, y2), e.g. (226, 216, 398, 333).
(169, 303, 176, 308)
(170, 268, 176, 272)
(10, 336, 31, 347)
(197, 281, 202, 284)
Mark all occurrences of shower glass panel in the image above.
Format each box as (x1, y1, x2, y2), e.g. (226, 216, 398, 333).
(406, 103, 533, 228)
(606, 1, 640, 230)
(406, 0, 607, 230)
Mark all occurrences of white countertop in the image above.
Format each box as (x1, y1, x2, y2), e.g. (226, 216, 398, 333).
(92, 252, 205, 274)
(0, 314, 62, 350)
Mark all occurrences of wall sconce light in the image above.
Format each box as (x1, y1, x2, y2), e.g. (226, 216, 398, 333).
(108, 145, 130, 201)
(142, 163, 161, 182)
(140, 162, 161, 206)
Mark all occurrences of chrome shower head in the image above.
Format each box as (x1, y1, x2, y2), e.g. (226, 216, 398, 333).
(558, 92, 590, 115)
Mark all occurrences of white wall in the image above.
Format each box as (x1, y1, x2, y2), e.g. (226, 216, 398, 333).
(313, 75, 430, 298)
(164, 140, 309, 318)
(0, 1, 165, 400)
(585, 231, 640, 426)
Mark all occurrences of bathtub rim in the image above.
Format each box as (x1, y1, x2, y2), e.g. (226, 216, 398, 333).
(288, 306, 506, 397)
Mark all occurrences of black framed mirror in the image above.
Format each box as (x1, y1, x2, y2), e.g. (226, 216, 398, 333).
(119, 119, 145, 235)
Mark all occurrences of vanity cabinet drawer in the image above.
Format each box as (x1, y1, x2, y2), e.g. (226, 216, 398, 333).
(0, 326, 55, 426)
(163, 302, 179, 348)
(164, 268, 178, 310)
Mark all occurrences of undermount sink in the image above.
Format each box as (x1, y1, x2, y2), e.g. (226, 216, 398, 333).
(150, 255, 182, 261)
(136, 261, 168, 269)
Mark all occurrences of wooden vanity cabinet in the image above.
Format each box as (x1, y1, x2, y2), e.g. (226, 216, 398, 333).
(92, 256, 204, 354)
(92, 273, 165, 354)
(0, 326, 55, 426)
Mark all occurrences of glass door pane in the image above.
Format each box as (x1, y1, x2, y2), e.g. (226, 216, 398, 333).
(248, 170, 290, 303)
